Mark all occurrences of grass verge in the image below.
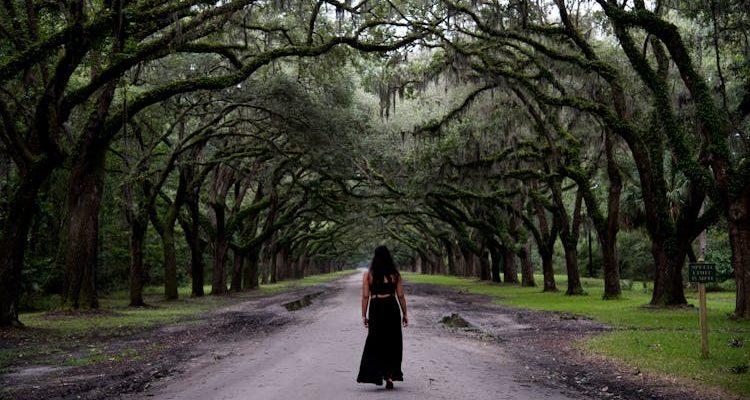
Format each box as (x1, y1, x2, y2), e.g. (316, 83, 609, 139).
(402, 272, 750, 397)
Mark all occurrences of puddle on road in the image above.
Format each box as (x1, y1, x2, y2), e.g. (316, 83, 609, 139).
(441, 313, 471, 328)
(282, 292, 323, 311)
(440, 313, 496, 341)
(4, 365, 66, 381)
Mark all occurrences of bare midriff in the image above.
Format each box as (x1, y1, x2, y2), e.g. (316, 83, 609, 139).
(370, 294, 393, 298)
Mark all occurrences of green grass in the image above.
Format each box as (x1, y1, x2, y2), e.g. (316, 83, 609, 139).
(588, 331, 749, 395)
(2, 270, 358, 373)
(61, 348, 142, 366)
(402, 272, 750, 396)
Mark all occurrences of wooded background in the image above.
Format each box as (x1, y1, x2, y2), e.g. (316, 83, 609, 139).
(1, 0, 748, 326)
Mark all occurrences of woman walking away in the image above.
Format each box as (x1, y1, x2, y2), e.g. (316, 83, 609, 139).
(356, 245, 408, 389)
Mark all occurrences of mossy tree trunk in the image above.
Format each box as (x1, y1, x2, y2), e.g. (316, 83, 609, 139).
(600, 235, 621, 300)
(61, 76, 122, 310)
(269, 244, 279, 284)
(160, 211, 180, 300)
(600, 129, 623, 300)
(208, 166, 235, 295)
(181, 185, 205, 297)
(557, 190, 585, 295)
(540, 248, 557, 292)
(450, 251, 461, 276)
(461, 247, 473, 277)
(502, 245, 519, 284)
(519, 240, 536, 287)
(128, 217, 148, 307)
(62, 149, 106, 310)
(151, 166, 188, 301)
(243, 249, 260, 290)
(123, 157, 151, 307)
(728, 198, 750, 318)
(212, 222, 230, 294)
(231, 250, 245, 292)
(649, 236, 687, 306)
(479, 248, 491, 281)
(0, 160, 57, 326)
(259, 244, 271, 284)
(525, 193, 558, 292)
(488, 243, 502, 283)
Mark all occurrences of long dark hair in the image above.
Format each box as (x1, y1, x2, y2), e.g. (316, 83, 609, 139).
(369, 245, 400, 283)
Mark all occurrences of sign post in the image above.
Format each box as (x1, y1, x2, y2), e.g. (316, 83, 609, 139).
(698, 281, 708, 358)
(688, 261, 716, 359)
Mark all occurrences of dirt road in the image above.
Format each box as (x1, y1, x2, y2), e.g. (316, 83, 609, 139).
(131, 273, 584, 400)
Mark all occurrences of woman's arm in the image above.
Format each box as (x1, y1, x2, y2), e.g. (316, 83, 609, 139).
(396, 276, 408, 327)
(361, 271, 370, 328)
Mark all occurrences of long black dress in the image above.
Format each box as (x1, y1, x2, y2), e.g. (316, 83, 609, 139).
(356, 277, 403, 385)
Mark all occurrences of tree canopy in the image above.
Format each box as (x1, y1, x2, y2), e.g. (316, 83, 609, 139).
(1, 0, 749, 326)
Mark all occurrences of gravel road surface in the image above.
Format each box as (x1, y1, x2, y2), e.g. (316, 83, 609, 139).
(134, 273, 583, 400)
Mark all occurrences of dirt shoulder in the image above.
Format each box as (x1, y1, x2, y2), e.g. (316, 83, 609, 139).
(0, 284, 342, 400)
(407, 282, 742, 400)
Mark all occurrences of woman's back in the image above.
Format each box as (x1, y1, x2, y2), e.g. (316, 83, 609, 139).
(369, 274, 397, 296)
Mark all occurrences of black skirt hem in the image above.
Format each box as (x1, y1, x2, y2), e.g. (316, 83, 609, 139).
(356, 372, 404, 386)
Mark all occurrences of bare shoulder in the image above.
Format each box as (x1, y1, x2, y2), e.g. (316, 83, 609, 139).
(362, 271, 370, 281)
